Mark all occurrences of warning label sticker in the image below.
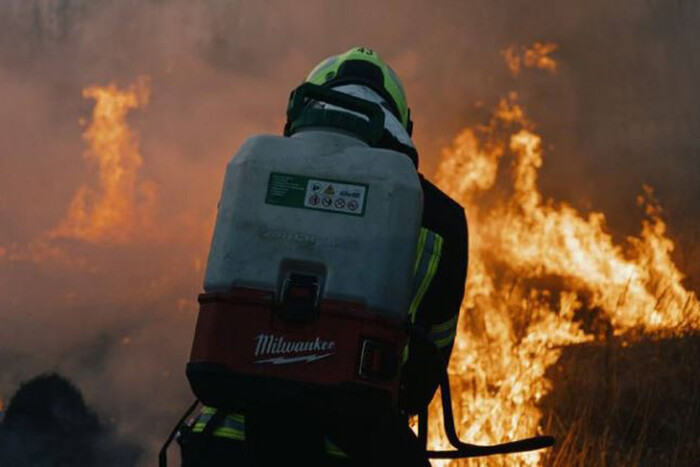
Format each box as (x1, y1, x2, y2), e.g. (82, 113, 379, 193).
(266, 172, 368, 216)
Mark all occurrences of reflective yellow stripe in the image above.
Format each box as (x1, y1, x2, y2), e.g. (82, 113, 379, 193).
(403, 230, 444, 363)
(324, 437, 349, 458)
(431, 315, 457, 333)
(212, 426, 245, 441)
(190, 407, 346, 457)
(433, 329, 457, 348)
(223, 413, 244, 424)
(191, 421, 207, 433)
(191, 407, 242, 434)
(190, 406, 217, 433)
(409, 230, 431, 322)
(408, 232, 443, 322)
(413, 229, 428, 274)
(429, 315, 459, 349)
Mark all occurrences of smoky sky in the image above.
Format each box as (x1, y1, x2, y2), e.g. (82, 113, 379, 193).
(1, 0, 699, 464)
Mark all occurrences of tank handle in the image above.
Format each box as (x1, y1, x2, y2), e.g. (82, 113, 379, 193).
(284, 82, 386, 145)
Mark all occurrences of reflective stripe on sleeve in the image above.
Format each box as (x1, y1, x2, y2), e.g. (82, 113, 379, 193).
(408, 230, 443, 323)
(428, 315, 458, 348)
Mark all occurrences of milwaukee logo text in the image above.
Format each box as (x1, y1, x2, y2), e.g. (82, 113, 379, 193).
(253, 334, 336, 365)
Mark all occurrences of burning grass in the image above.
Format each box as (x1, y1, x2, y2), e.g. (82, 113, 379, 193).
(2, 40, 697, 465)
(49, 77, 155, 244)
(427, 59, 700, 465)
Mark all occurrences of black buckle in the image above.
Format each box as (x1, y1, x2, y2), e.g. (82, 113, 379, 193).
(358, 339, 397, 380)
(279, 274, 320, 323)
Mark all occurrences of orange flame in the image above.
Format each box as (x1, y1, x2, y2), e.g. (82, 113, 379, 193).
(503, 42, 559, 77)
(49, 77, 155, 244)
(429, 91, 699, 465)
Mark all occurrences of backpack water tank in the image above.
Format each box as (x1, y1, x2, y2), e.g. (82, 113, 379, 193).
(203, 129, 423, 319)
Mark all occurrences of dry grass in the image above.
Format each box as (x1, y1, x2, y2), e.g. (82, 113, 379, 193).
(540, 333, 700, 466)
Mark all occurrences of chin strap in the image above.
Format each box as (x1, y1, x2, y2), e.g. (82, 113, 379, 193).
(419, 371, 555, 459)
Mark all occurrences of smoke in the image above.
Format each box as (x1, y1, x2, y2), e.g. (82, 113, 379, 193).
(0, 0, 698, 464)
(0, 373, 141, 466)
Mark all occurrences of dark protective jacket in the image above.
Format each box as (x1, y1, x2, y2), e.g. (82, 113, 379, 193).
(400, 175, 468, 413)
(178, 171, 468, 466)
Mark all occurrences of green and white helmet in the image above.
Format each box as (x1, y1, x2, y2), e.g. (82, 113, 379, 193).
(305, 47, 413, 135)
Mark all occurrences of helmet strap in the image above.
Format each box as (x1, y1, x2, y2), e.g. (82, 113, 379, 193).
(376, 129, 419, 167)
(284, 83, 419, 167)
(284, 83, 385, 145)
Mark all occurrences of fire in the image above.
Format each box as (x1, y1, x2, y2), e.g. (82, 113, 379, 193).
(428, 68, 699, 464)
(49, 77, 154, 244)
(503, 42, 559, 77)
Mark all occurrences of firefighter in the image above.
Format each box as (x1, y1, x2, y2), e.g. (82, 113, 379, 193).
(177, 47, 468, 466)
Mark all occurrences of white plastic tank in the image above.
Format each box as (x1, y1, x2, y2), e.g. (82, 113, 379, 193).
(203, 129, 423, 319)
